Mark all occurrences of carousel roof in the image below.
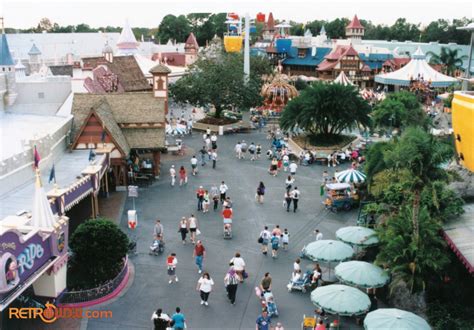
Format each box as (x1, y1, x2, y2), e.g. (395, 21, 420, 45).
(261, 74, 299, 99)
(375, 47, 458, 88)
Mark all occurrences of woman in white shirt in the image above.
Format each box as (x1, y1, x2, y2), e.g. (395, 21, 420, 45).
(188, 215, 199, 244)
(196, 272, 214, 306)
(230, 252, 246, 282)
(178, 217, 189, 244)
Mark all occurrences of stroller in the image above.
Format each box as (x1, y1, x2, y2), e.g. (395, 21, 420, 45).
(149, 238, 165, 255)
(255, 287, 279, 318)
(287, 270, 313, 293)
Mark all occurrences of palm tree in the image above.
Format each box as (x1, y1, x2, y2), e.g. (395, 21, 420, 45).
(427, 47, 468, 76)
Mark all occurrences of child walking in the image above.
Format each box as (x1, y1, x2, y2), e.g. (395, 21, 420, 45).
(282, 229, 290, 250)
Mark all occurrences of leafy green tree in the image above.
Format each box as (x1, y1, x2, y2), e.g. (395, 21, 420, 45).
(372, 91, 428, 130)
(427, 47, 468, 76)
(290, 22, 304, 36)
(376, 205, 449, 293)
(170, 53, 272, 118)
(389, 18, 421, 41)
(305, 20, 325, 36)
(294, 78, 308, 91)
(157, 15, 191, 43)
(280, 82, 371, 142)
(74, 23, 97, 32)
(69, 218, 129, 288)
(327, 18, 350, 39)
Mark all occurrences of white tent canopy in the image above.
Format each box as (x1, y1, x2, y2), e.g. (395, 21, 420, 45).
(333, 71, 354, 86)
(375, 47, 458, 88)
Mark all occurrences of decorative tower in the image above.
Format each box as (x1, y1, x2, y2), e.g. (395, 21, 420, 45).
(102, 42, 114, 63)
(346, 15, 365, 40)
(28, 43, 42, 74)
(149, 63, 171, 114)
(116, 19, 139, 55)
(184, 32, 199, 66)
(0, 18, 17, 108)
(15, 59, 26, 79)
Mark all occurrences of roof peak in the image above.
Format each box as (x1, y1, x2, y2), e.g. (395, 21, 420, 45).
(185, 32, 199, 50)
(28, 43, 42, 55)
(117, 19, 139, 50)
(347, 15, 364, 29)
(0, 34, 14, 66)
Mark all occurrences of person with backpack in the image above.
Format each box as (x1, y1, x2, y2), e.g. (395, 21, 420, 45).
(271, 233, 280, 258)
(284, 190, 292, 212)
(256, 182, 265, 204)
(249, 142, 256, 161)
(151, 308, 171, 330)
(291, 187, 300, 213)
(240, 140, 248, 159)
(171, 307, 186, 330)
(224, 264, 241, 305)
(259, 226, 271, 255)
(256, 144, 262, 159)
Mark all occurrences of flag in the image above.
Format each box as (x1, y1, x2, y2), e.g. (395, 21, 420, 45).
(89, 148, 96, 162)
(101, 129, 106, 143)
(33, 146, 41, 169)
(48, 164, 56, 184)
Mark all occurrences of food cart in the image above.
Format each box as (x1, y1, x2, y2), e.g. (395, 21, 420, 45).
(323, 183, 359, 212)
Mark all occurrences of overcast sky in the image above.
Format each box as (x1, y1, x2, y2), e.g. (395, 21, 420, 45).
(2, 0, 473, 29)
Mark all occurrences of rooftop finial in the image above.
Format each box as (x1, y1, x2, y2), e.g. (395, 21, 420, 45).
(0, 17, 4, 34)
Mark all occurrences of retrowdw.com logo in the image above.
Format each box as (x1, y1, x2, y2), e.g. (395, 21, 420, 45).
(9, 303, 113, 323)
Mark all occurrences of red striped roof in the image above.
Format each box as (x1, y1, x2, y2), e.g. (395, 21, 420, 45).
(344, 45, 359, 56)
(347, 15, 364, 29)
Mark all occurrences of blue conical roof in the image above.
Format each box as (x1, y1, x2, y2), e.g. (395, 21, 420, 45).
(28, 43, 42, 55)
(0, 34, 14, 66)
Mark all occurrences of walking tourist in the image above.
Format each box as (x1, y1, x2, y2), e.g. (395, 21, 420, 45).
(211, 133, 217, 150)
(272, 225, 282, 236)
(219, 181, 229, 203)
(224, 264, 240, 305)
(178, 217, 188, 244)
(249, 142, 256, 161)
(256, 181, 265, 204)
(196, 272, 214, 306)
(282, 228, 289, 250)
(271, 233, 280, 258)
(193, 240, 206, 274)
(167, 253, 178, 284)
(179, 166, 187, 186)
(291, 187, 300, 212)
(284, 190, 292, 212)
(230, 252, 246, 282)
(241, 140, 248, 159)
(260, 272, 272, 293)
(211, 150, 217, 169)
(269, 158, 278, 176)
(256, 309, 272, 330)
(202, 190, 210, 213)
(235, 141, 242, 159)
(275, 321, 285, 330)
(315, 229, 323, 241)
(190, 156, 198, 175)
(210, 184, 219, 211)
(188, 214, 198, 244)
(289, 161, 298, 178)
(259, 226, 271, 255)
(154, 220, 164, 240)
(256, 144, 262, 159)
(285, 175, 294, 192)
(294, 258, 301, 272)
(196, 186, 205, 211)
(223, 196, 233, 209)
(200, 146, 207, 166)
(171, 307, 186, 330)
(151, 308, 171, 330)
(170, 165, 176, 186)
(282, 154, 290, 172)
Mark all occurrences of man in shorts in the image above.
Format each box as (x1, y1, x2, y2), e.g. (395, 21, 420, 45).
(190, 156, 198, 175)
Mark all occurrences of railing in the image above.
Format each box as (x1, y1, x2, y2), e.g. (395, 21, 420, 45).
(58, 257, 128, 304)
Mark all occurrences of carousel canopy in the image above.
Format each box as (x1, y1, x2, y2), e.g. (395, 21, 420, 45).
(375, 47, 458, 88)
(333, 71, 354, 86)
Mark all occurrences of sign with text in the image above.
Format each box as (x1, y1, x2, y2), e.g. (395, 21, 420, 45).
(128, 185, 138, 198)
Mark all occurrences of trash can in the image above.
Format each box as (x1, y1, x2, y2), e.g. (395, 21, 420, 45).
(127, 210, 137, 229)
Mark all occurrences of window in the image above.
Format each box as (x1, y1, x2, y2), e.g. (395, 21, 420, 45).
(38, 92, 45, 99)
(298, 48, 306, 58)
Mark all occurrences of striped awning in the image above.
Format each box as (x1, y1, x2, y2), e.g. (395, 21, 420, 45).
(336, 169, 367, 184)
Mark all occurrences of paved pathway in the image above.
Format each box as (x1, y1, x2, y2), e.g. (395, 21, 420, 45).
(87, 129, 361, 330)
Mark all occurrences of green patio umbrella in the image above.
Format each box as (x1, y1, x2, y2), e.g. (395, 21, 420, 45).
(302, 240, 354, 262)
(311, 284, 371, 316)
(336, 226, 379, 247)
(336, 169, 366, 183)
(364, 308, 430, 330)
(335, 261, 390, 288)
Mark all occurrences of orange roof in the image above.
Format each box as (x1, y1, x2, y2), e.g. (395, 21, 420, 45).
(317, 59, 338, 71)
(185, 32, 199, 50)
(347, 15, 364, 29)
(325, 45, 348, 60)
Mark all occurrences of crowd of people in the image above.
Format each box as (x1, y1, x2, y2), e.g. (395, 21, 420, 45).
(152, 120, 359, 330)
